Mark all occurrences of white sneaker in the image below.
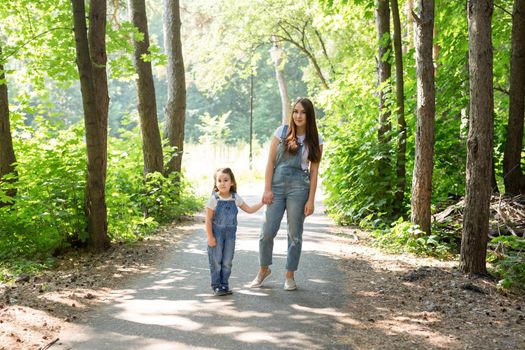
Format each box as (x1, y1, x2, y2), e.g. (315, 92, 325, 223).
(284, 278, 297, 291)
(248, 269, 272, 288)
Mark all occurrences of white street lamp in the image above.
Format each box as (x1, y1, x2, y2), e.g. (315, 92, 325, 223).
(269, 42, 283, 65)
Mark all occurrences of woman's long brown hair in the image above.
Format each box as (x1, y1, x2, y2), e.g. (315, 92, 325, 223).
(284, 97, 321, 163)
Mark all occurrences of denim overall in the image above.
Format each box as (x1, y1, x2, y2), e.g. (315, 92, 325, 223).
(208, 192, 238, 290)
(259, 125, 310, 271)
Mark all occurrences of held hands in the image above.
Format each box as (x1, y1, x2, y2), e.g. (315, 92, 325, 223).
(262, 190, 274, 205)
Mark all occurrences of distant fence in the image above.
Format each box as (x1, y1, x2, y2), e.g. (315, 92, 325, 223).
(183, 142, 267, 194)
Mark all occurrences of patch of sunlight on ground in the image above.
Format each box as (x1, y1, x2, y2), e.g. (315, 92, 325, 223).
(183, 142, 268, 195)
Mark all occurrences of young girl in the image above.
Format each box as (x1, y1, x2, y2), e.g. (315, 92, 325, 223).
(205, 167, 264, 296)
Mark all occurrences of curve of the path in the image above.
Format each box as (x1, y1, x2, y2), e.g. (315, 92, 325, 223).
(53, 185, 353, 350)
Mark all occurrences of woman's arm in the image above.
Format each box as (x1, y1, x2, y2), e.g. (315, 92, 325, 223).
(304, 144, 323, 216)
(205, 208, 217, 246)
(262, 137, 280, 204)
(239, 201, 264, 214)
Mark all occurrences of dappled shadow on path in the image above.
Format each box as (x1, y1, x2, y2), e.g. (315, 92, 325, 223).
(54, 195, 525, 350)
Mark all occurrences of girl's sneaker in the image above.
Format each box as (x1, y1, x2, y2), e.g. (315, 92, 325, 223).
(213, 287, 227, 296)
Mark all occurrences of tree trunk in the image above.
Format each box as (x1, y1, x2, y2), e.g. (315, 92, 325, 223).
(128, 0, 164, 176)
(404, 0, 415, 53)
(503, 0, 525, 195)
(275, 64, 290, 125)
(163, 0, 186, 176)
(491, 158, 499, 193)
(71, 0, 110, 251)
(460, 0, 494, 275)
(410, 0, 435, 234)
(270, 38, 291, 125)
(0, 43, 17, 207)
(376, 0, 392, 143)
(391, 0, 407, 216)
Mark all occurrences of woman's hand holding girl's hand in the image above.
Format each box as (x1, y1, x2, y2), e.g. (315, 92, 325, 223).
(262, 190, 274, 204)
(208, 236, 217, 247)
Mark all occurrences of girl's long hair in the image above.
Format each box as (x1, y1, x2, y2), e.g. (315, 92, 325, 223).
(284, 97, 321, 163)
(212, 167, 237, 193)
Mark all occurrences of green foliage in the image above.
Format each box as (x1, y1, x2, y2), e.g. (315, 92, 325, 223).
(197, 112, 232, 144)
(0, 120, 203, 273)
(322, 120, 399, 224)
(140, 171, 203, 223)
(0, 117, 87, 262)
(488, 235, 525, 291)
(105, 127, 204, 240)
(372, 218, 459, 258)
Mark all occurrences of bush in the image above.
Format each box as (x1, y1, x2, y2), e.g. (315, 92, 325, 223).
(371, 218, 459, 259)
(488, 235, 525, 291)
(0, 121, 203, 275)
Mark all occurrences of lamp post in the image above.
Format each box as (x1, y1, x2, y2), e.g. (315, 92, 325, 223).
(269, 36, 291, 125)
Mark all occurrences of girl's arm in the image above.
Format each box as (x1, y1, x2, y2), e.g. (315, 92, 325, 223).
(304, 144, 323, 217)
(239, 201, 264, 214)
(262, 137, 280, 204)
(205, 208, 217, 247)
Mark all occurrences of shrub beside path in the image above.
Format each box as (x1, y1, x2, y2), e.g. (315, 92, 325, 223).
(51, 185, 524, 350)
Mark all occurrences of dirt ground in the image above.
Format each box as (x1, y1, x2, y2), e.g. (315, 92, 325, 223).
(1, 218, 524, 350)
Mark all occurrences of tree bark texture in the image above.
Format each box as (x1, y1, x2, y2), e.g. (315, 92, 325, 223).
(503, 0, 525, 195)
(128, 0, 164, 176)
(391, 0, 407, 215)
(0, 43, 17, 206)
(410, 0, 435, 234)
(71, 0, 110, 251)
(376, 0, 392, 143)
(460, 0, 494, 275)
(163, 0, 186, 176)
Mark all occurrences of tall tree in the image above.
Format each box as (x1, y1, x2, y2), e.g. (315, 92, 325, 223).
(391, 0, 407, 215)
(128, 0, 164, 176)
(404, 0, 415, 52)
(274, 18, 330, 90)
(376, 0, 392, 197)
(0, 42, 17, 207)
(71, 0, 110, 250)
(270, 37, 291, 125)
(460, 0, 494, 274)
(503, 0, 525, 195)
(410, 0, 435, 234)
(163, 0, 186, 176)
(376, 0, 392, 144)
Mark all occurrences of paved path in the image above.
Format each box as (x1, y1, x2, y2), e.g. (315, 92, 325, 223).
(53, 187, 354, 349)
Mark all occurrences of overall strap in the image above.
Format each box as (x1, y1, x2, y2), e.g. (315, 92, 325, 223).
(279, 124, 289, 142)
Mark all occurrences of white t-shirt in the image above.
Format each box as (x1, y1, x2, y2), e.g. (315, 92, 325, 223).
(206, 192, 244, 211)
(274, 125, 323, 170)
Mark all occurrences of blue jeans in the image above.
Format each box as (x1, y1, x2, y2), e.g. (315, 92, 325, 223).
(259, 166, 310, 271)
(208, 225, 236, 289)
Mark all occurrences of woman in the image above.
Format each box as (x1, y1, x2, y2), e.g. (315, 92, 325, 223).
(249, 97, 323, 291)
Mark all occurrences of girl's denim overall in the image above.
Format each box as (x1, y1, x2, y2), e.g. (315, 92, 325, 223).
(208, 192, 238, 290)
(259, 125, 310, 271)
